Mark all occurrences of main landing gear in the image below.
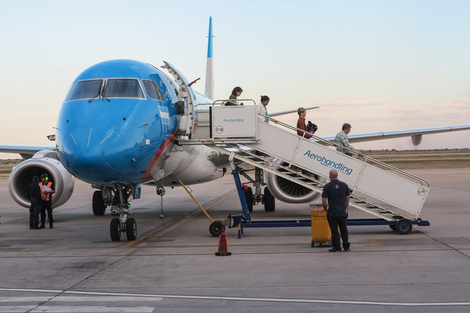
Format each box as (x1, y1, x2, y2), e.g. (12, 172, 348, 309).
(92, 185, 138, 241)
(240, 167, 275, 212)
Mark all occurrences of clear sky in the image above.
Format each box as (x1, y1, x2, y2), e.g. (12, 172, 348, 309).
(1, 0, 469, 159)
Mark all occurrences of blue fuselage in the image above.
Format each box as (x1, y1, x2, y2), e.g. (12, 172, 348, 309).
(56, 60, 180, 185)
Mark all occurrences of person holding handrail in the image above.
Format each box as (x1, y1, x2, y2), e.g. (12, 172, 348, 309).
(257, 95, 270, 122)
(225, 86, 243, 106)
(334, 123, 362, 156)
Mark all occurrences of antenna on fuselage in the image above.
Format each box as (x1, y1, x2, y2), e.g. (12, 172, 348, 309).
(205, 16, 214, 100)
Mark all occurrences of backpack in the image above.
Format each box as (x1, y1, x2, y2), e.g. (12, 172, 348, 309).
(307, 121, 318, 134)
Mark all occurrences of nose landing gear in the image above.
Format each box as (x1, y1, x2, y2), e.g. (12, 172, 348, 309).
(110, 212, 137, 241)
(107, 185, 138, 241)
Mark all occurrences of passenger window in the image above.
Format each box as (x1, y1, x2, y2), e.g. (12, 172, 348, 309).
(104, 79, 144, 98)
(67, 80, 102, 100)
(143, 79, 164, 101)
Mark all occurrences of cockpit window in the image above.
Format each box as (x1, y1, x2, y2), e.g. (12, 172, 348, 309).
(66, 78, 145, 101)
(142, 79, 164, 101)
(104, 79, 144, 98)
(67, 79, 102, 100)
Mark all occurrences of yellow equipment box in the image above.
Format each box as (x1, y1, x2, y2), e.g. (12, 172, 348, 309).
(310, 202, 331, 247)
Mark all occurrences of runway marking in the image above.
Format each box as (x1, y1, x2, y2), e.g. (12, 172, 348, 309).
(0, 293, 160, 313)
(0, 307, 153, 313)
(0, 306, 37, 312)
(29, 306, 155, 312)
(0, 296, 162, 302)
(120, 188, 237, 248)
(44, 239, 63, 246)
(0, 296, 51, 302)
(0, 239, 58, 245)
(369, 239, 384, 247)
(119, 214, 184, 248)
(1, 288, 470, 307)
(201, 188, 237, 208)
(0, 238, 60, 252)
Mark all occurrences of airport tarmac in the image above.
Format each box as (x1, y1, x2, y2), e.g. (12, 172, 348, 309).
(0, 167, 469, 312)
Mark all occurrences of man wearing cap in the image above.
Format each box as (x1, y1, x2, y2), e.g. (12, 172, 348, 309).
(39, 173, 55, 229)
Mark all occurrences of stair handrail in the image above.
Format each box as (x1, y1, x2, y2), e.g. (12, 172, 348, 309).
(217, 143, 416, 220)
(212, 99, 257, 106)
(262, 114, 430, 188)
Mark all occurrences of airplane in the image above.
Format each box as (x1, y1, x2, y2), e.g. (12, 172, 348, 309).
(1, 17, 470, 241)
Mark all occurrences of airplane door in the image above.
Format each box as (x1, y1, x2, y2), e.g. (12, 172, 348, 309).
(161, 61, 196, 137)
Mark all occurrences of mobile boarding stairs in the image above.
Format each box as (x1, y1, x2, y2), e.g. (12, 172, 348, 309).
(177, 102, 430, 235)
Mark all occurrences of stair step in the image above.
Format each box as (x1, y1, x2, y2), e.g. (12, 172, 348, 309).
(213, 145, 415, 223)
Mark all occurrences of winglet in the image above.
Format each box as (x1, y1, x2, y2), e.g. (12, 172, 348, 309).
(205, 16, 214, 99)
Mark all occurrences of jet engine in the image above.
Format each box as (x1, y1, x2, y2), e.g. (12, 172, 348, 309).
(8, 151, 74, 209)
(265, 161, 326, 203)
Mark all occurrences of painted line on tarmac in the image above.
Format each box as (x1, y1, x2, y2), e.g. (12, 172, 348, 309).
(202, 188, 237, 209)
(119, 214, 186, 248)
(120, 188, 237, 248)
(0, 305, 171, 312)
(1, 288, 470, 307)
(0, 296, 51, 302)
(0, 296, 161, 302)
(28, 305, 154, 312)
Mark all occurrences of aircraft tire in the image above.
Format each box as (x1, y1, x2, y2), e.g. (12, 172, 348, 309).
(92, 190, 106, 216)
(264, 187, 275, 212)
(126, 218, 137, 241)
(244, 187, 254, 213)
(110, 218, 121, 241)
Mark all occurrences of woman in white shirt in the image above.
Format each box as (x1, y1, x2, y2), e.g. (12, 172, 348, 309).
(256, 95, 270, 122)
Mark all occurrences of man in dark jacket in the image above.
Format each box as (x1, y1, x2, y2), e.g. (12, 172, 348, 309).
(322, 170, 350, 252)
(27, 175, 42, 230)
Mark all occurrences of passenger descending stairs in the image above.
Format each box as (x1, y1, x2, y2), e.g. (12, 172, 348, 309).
(177, 106, 431, 225)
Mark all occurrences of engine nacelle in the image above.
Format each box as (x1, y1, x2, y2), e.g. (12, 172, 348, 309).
(265, 162, 326, 204)
(8, 152, 75, 209)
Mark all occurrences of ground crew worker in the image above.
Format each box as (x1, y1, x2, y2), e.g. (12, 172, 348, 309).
(27, 175, 42, 230)
(322, 169, 350, 252)
(39, 173, 55, 229)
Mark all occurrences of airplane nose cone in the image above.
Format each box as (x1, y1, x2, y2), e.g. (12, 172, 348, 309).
(59, 126, 129, 183)
(67, 127, 116, 149)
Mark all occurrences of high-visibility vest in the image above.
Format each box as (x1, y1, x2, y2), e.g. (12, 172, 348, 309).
(39, 182, 53, 201)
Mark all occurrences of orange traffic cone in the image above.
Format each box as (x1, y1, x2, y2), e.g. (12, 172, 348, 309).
(215, 222, 232, 256)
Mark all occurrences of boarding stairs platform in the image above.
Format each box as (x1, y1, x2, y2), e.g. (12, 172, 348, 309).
(177, 104, 431, 231)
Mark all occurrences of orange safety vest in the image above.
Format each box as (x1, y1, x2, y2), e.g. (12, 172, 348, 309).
(39, 182, 53, 201)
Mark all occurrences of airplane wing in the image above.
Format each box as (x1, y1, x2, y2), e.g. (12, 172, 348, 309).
(0, 145, 56, 159)
(269, 106, 319, 117)
(320, 124, 470, 145)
